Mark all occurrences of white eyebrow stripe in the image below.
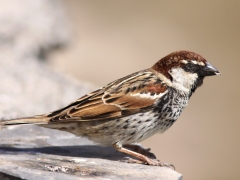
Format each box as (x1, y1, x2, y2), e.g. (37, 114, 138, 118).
(191, 60, 197, 64)
(181, 59, 205, 66)
(198, 61, 205, 66)
(181, 60, 188, 64)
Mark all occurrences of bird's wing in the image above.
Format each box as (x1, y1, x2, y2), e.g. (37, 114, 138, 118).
(47, 70, 168, 122)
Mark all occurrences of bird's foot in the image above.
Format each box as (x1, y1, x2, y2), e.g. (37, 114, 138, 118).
(146, 158, 175, 170)
(120, 157, 143, 164)
(120, 157, 175, 170)
(123, 144, 156, 159)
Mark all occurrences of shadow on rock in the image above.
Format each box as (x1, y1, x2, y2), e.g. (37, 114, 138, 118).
(0, 145, 126, 161)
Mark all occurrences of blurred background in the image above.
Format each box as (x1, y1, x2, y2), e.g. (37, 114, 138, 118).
(1, 0, 240, 179)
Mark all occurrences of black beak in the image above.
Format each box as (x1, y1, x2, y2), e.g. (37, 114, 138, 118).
(201, 62, 220, 76)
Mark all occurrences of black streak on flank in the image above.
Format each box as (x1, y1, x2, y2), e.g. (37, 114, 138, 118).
(138, 134, 144, 139)
(123, 125, 128, 129)
(130, 132, 135, 136)
(127, 137, 132, 141)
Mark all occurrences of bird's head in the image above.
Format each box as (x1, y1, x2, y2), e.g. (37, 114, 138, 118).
(151, 50, 220, 95)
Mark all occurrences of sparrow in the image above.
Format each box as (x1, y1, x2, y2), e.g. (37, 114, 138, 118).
(0, 50, 220, 167)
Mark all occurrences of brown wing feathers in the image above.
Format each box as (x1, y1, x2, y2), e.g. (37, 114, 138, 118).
(47, 70, 168, 122)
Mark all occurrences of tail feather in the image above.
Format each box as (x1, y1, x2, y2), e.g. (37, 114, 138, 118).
(0, 116, 48, 129)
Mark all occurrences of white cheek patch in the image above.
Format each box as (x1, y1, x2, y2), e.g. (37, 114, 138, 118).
(169, 67, 198, 93)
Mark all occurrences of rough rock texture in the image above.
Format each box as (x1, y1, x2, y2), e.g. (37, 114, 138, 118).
(0, 0, 182, 179)
(0, 125, 182, 180)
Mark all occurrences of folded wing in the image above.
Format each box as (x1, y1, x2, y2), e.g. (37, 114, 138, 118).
(47, 70, 168, 122)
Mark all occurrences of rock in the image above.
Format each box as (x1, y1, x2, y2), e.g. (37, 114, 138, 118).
(0, 125, 182, 180)
(0, 0, 182, 179)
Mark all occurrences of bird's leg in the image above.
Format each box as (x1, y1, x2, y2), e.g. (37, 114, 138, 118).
(123, 144, 156, 159)
(113, 143, 175, 169)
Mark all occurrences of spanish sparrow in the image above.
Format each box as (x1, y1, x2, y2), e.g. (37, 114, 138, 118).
(0, 50, 220, 167)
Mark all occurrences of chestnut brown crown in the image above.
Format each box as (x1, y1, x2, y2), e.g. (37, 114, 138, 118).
(152, 50, 220, 80)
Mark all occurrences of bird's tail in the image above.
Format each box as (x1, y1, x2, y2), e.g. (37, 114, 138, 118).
(0, 116, 48, 130)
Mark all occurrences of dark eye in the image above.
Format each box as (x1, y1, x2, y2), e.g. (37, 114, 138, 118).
(183, 63, 199, 73)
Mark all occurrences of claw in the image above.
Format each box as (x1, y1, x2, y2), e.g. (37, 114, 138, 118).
(120, 156, 175, 170)
(114, 143, 175, 169)
(145, 158, 175, 170)
(169, 164, 176, 170)
(123, 144, 156, 159)
(160, 162, 175, 170)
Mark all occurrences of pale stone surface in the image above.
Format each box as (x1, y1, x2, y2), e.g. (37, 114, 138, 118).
(0, 125, 182, 180)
